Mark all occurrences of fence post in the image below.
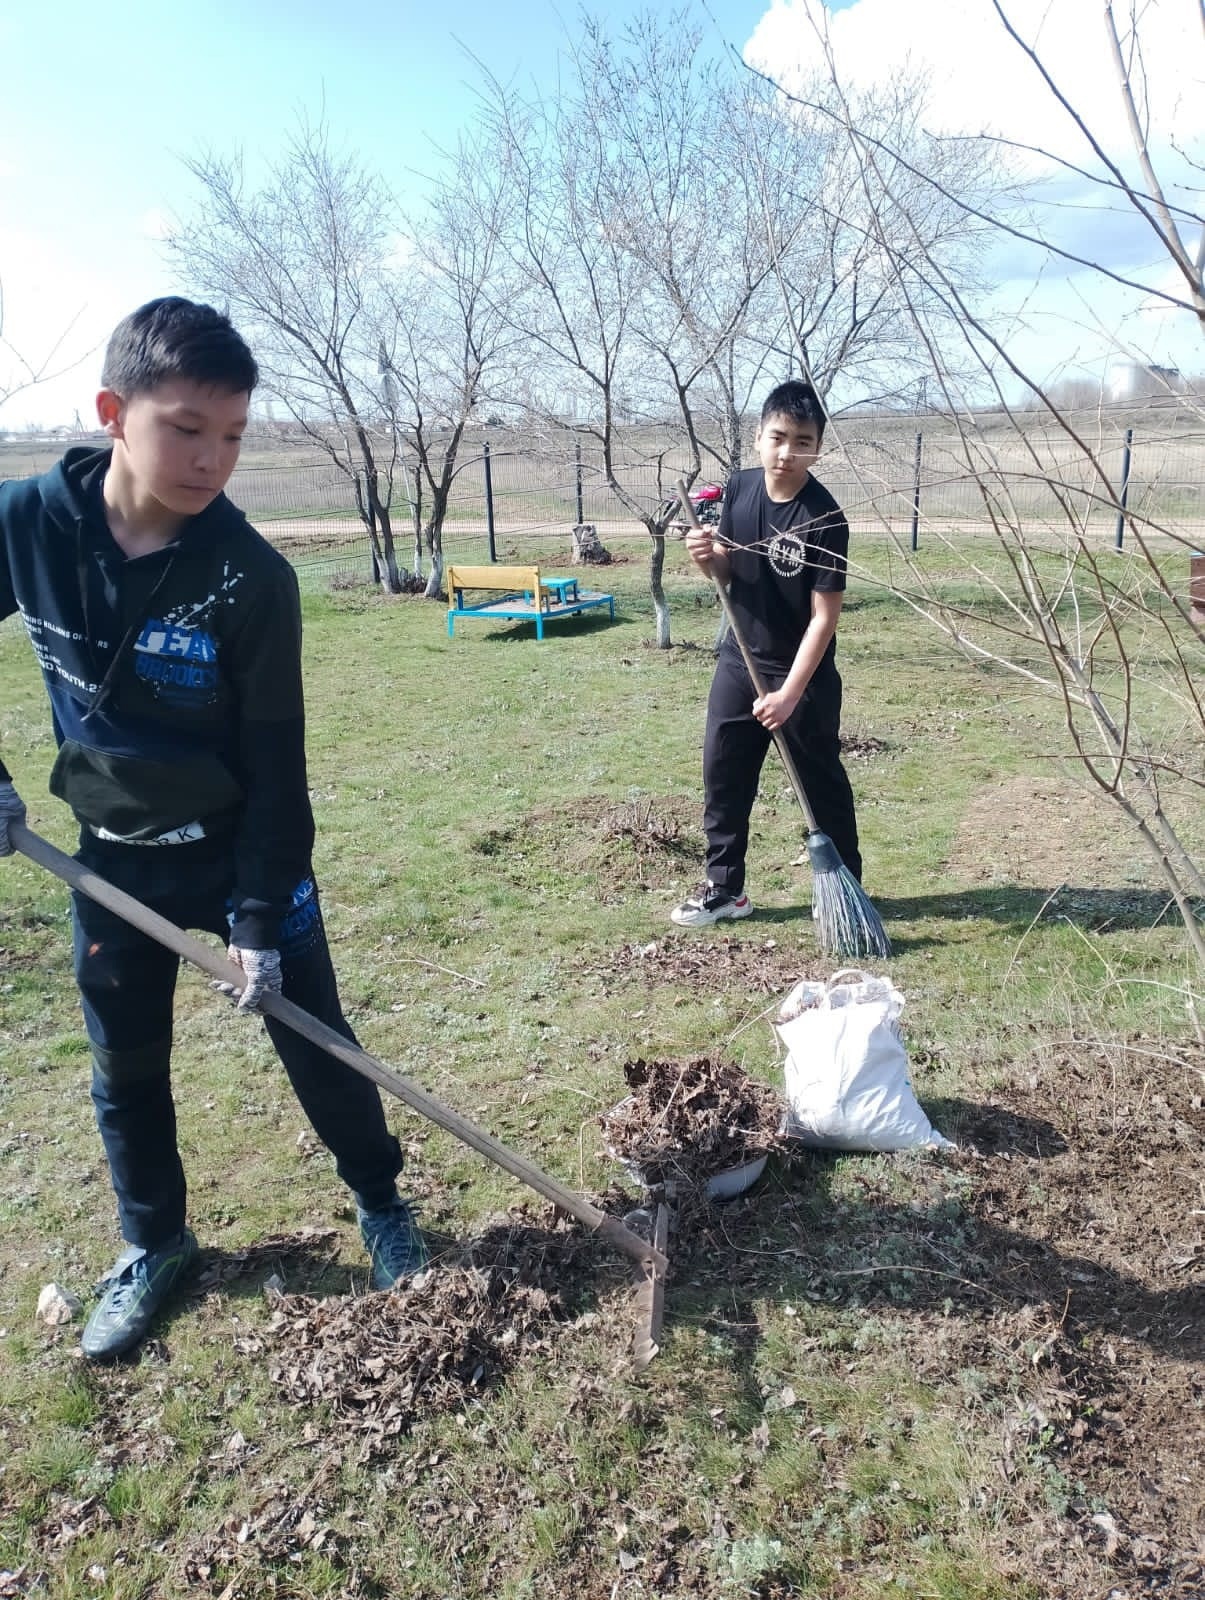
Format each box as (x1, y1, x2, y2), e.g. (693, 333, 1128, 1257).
(1114, 426, 1133, 550)
(483, 441, 497, 563)
(575, 438, 584, 525)
(910, 431, 923, 551)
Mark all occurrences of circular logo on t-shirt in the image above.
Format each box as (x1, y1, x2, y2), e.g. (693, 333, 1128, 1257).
(767, 529, 808, 577)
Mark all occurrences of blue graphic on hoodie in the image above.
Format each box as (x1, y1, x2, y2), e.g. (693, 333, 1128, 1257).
(133, 618, 219, 703)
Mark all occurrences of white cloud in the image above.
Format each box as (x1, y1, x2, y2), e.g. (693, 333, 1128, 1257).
(745, 1, 1204, 388)
(746, 0, 1202, 165)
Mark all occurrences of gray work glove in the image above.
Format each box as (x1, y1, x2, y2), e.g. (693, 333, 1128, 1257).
(214, 945, 283, 1013)
(0, 780, 27, 857)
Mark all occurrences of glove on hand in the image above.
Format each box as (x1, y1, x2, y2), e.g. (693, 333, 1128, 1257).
(214, 945, 283, 1013)
(0, 781, 27, 858)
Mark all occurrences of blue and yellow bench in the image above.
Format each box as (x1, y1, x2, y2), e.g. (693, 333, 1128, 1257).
(446, 564, 615, 640)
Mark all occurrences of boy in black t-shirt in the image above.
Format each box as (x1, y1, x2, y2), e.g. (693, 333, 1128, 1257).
(672, 380, 862, 926)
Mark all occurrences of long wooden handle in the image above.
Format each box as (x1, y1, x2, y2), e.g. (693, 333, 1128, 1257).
(10, 821, 665, 1273)
(674, 479, 820, 832)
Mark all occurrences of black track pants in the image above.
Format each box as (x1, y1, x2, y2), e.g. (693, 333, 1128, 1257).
(701, 646, 862, 896)
(72, 836, 404, 1250)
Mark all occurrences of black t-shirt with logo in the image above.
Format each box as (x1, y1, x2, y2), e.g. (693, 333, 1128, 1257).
(717, 466, 849, 673)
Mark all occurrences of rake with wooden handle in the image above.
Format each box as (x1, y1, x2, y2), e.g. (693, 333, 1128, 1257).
(9, 822, 669, 1298)
(674, 478, 890, 960)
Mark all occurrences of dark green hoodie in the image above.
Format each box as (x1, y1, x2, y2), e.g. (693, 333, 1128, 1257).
(0, 446, 315, 947)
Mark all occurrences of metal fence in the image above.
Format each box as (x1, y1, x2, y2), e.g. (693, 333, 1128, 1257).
(4, 408, 1202, 590)
(283, 410, 1203, 586)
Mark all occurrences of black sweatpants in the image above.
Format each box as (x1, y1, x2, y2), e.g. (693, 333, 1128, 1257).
(71, 834, 404, 1251)
(702, 645, 862, 895)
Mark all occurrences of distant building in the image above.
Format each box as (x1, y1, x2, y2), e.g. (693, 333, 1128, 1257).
(1105, 361, 1185, 402)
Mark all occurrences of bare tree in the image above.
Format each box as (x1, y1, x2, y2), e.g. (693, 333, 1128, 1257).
(468, 10, 999, 645)
(468, 16, 795, 644)
(169, 121, 411, 592)
(567, 18, 785, 480)
(582, 18, 996, 458)
(381, 133, 517, 597)
(753, 70, 1001, 415)
(0, 278, 89, 417)
(470, 31, 691, 642)
(757, 1, 1205, 967)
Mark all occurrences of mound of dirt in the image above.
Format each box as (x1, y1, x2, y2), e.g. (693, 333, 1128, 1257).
(473, 794, 698, 892)
(945, 774, 1163, 893)
(839, 730, 890, 759)
(680, 1030, 1203, 1598)
(951, 1034, 1205, 1595)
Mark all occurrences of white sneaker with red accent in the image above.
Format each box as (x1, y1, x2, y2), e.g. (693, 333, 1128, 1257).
(670, 883, 753, 927)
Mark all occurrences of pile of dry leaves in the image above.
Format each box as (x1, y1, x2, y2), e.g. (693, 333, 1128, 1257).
(600, 1055, 788, 1192)
(229, 1217, 607, 1454)
(261, 1270, 546, 1434)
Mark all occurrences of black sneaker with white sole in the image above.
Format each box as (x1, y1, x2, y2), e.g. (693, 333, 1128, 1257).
(670, 883, 753, 927)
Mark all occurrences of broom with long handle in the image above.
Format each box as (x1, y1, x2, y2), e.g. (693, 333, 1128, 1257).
(674, 479, 890, 960)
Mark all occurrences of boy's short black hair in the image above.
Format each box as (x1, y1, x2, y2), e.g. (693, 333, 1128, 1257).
(101, 297, 259, 398)
(759, 380, 826, 439)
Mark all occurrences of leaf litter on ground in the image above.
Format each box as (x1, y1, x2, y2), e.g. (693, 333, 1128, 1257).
(590, 933, 824, 993)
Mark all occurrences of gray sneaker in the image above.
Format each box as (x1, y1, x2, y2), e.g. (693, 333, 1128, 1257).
(358, 1198, 429, 1289)
(81, 1230, 198, 1361)
(670, 883, 753, 927)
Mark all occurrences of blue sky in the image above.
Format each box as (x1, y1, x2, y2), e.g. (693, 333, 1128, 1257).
(1, 0, 1196, 428)
(0, 0, 783, 426)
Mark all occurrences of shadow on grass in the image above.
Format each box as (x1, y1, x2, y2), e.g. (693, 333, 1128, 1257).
(60, 1236, 358, 1367)
(668, 1133, 1202, 1367)
(192, 1215, 620, 1319)
(874, 884, 1184, 934)
(675, 885, 1185, 948)
(194, 1228, 353, 1301)
(923, 1095, 1068, 1157)
(448, 610, 623, 644)
(174, 1106, 1196, 1389)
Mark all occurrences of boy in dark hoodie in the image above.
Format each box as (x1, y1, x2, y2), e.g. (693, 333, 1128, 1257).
(0, 298, 426, 1360)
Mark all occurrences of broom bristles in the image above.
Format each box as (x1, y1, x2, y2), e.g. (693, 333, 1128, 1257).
(806, 832, 892, 960)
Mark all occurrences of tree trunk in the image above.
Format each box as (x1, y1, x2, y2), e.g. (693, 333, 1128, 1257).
(367, 478, 403, 593)
(724, 392, 742, 475)
(649, 527, 671, 648)
(353, 471, 389, 591)
(423, 522, 444, 599)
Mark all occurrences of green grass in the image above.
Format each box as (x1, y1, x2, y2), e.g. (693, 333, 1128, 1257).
(0, 542, 1200, 1599)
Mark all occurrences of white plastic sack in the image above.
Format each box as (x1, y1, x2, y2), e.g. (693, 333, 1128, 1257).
(774, 968, 951, 1152)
